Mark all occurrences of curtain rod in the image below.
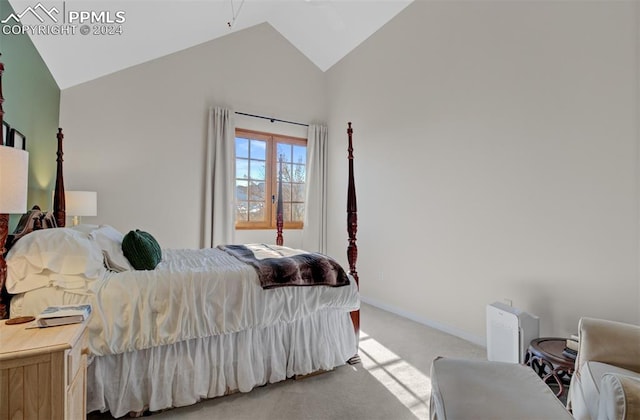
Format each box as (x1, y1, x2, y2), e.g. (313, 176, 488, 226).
(235, 111, 309, 127)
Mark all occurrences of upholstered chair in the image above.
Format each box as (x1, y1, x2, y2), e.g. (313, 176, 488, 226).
(568, 317, 640, 420)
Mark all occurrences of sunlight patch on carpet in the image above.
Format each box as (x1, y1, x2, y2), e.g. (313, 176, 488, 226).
(359, 331, 431, 419)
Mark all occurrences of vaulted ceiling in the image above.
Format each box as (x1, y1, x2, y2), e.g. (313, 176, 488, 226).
(7, 0, 412, 89)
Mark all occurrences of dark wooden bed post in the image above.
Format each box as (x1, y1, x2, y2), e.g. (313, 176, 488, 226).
(347, 122, 360, 337)
(53, 128, 66, 227)
(0, 58, 8, 319)
(0, 57, 4, 144)
(276, 154, 284, 246)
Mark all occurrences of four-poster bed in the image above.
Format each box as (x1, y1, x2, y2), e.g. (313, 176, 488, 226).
(1, 61, 361, 417)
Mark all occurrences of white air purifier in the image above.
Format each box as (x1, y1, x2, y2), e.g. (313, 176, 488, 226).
(486, 302, 539, 363)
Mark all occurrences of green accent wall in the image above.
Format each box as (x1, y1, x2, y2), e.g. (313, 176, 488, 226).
(0, 0, 60, 229)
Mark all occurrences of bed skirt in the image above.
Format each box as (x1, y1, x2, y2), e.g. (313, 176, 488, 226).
(88, 308, 357, 418)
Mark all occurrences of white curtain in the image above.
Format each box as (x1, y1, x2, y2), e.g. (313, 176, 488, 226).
(204, 107, 235, 247)
(302, 124, 328, 253)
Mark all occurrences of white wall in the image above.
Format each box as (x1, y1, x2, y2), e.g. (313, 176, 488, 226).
(60, 23, 325, 249)
(326, 1, 639, 342)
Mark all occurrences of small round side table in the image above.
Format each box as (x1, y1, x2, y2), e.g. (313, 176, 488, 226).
(524, 337, 575, 397)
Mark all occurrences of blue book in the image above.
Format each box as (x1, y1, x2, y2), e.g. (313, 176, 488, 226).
(36, 304, 92, 327)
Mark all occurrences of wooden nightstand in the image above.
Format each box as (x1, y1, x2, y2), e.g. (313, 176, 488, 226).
(0, 320, 88, 419)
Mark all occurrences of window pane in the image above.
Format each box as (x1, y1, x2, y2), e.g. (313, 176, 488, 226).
(279, 163, 290, 182)
(249, 160, 266, 180)
(248, 181, 265, 201)
(236, 159, 249, 179)
(235, 180, 248, 201)
(236, 201, 248, 221)
(248, 202, 265, 221)
(291, 164, 305, 182)
(236, 138, 249, 158)
(292, 203, 305, 221)
(283, 203, 291, 222)
(280, 184, 291, 201)
(293, 145, 306, 165)
(250, 140, 266, 160)
(292, 184, 305, 202)
(277, 143, 291, 163)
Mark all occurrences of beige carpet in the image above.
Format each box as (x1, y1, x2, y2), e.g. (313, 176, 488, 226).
(89, 303, 486, 419)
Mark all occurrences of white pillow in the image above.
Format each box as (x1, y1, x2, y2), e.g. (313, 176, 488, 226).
(48, 272, 94, 290)
(6, 228, 106, 293)
(69, 224, 100, 234)
(8, 272, 93, 293)
(87, 225, 133, 272)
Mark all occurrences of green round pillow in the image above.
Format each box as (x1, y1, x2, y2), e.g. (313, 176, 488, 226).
(122, 230, 162, 270)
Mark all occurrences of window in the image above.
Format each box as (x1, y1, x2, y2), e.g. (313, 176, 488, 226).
(235, 128, 307, 230)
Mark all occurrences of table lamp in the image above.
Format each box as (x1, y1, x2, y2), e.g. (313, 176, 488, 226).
(65, 191, 97, 226)
(0, 146, 29, 313)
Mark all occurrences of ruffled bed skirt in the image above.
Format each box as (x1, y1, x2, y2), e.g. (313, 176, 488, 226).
(88, 309, 357, 418)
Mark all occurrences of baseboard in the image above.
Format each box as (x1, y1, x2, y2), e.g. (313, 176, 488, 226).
(360, 295, 486, 348)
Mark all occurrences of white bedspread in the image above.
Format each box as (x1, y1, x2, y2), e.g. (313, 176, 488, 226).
(13, 247, 359, 357)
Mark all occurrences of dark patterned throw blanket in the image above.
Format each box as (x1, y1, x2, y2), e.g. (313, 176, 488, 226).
(218, 244, 350, 289)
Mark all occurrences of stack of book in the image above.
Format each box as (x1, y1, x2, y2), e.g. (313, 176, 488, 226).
(36, 304, 92, 328)
(562, 334, 579, 360)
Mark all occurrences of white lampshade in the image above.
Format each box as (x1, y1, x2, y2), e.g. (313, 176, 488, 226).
(0, 146, 29, 214)
(66, 191, 97, 216)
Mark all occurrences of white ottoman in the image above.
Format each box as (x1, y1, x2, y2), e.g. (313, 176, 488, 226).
(430, 357, 573, 420)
